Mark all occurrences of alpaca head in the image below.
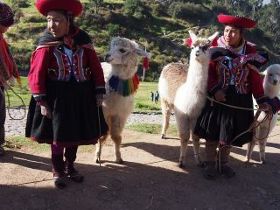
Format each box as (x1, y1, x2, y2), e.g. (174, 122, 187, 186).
(105, 37, 149, 67)
(263, 64, 280, 97)
(189, 30, 219, 63)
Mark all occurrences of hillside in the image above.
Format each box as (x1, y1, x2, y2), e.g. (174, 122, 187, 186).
(4, 0, 280, 80)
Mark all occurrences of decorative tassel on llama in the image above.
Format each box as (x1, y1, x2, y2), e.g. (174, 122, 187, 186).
(141, 51, 149, 81)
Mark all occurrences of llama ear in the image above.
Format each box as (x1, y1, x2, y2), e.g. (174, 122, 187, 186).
(188, 30, 197, 45)
(208, 32, 219, 43)
(135, 48, 151, 58)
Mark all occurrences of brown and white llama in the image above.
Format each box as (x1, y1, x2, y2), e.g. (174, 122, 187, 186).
(158, 31, 219, 167)
(245, 64, 280, 164)
(95, 37, 149, 163)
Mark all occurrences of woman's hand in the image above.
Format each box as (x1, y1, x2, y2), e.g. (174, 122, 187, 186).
(214, 90, 226, 102)
(258, 103, 273, 114)
(40, 104, 52, 119)
(96, 94, 104, 107)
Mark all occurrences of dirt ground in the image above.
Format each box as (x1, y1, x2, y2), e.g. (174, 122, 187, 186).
(0, 128, 280, 210)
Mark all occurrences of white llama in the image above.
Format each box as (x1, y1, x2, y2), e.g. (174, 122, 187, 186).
(245, 64, 280, 164)
(158, 31, 219, 167)
(95, 37, 149, 163)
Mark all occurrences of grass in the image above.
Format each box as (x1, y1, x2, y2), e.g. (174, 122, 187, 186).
(5, 77, 160, 112)
(126, 123, 177, 136)
(5, 136, 48, 152)
(5, 77, 30, 108)
(5, 136, 96, 153)
(134, 81, 161, 112)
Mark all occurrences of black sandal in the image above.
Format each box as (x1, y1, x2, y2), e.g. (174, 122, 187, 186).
(53, 173, 67, 189)
(203, 162, 219, 180)
(220, 165, 236, 178)
(66, 166, 84, 183)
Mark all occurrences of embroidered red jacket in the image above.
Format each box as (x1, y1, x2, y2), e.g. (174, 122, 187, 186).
(208, 41, 266, 103)
(28, 45, 105, 97)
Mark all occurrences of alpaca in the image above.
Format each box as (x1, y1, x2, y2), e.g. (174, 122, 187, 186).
(245, 64, 280, 164)
(158, 31, 219, 167)
(95, 37, 149, 163)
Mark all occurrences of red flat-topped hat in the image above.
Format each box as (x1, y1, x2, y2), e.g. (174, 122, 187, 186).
(35, 0, 83, 17)
(217, 14, 256, 28)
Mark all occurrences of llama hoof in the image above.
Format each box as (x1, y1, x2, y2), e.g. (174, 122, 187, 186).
(95, 158, 101, 164)
(161, 134, 166, 139)
(115, 159, 124, 164)
(260, 160, 266, 164)
(178, 161, 184, 168)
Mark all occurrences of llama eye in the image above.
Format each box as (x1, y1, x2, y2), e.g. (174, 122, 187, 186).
(201, 45, 209, 52)
(119, 49, 126, 53)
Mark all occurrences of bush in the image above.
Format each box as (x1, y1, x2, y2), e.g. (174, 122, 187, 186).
(167, 2, 212, 25)
(11, 0, 31, 8)
(107, 23, 120, 36)
(123, 0, 147, 18)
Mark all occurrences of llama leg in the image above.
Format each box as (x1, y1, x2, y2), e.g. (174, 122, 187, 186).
(161, 100, 171, 139)
(245, 126, 259, 163)
(191, 133, 202, 166)
(178, 131, 190, 168)
(258, 137, 267, 164)
(111, 116, 124, 164)
(95, 135, 108, 163)
(111, 134, 123, 163)
(245, 140, 256, 163)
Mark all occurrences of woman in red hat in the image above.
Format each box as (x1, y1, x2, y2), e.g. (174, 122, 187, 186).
(0, 2, 20, 156)
(26, 0, 108, 189)
(194, 14, 280, 179)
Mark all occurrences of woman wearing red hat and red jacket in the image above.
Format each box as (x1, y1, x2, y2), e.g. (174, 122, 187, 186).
(194, 14, 280, 179)
(0, 2, 21, 156)
(26, 0, 108, 189)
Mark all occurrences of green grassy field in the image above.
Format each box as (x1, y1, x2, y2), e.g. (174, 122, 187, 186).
(5, 76, 160, 112)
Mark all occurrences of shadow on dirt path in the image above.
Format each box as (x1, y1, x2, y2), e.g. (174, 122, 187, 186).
(0, 129, 280, 210)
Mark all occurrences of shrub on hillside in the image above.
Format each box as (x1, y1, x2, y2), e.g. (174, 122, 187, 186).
(123, 0, 148, 19)
(107, 23, 120, 36)
(23, 15, 45, 23)
(11, 0, 31, 8)
(168, 2, 211, 25)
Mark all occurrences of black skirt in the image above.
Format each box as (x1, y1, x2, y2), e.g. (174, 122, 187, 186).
(26, 80, 108, 146)
(194, 86, 254, 147)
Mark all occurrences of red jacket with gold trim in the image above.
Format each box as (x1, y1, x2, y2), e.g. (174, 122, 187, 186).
(28, 45, 105, 98)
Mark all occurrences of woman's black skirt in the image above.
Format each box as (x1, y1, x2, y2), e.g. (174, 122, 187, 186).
(194, 86, 254, 147)
(26, 80, 108, 146)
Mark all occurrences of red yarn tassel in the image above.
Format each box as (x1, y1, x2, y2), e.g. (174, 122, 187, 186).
(143, 56, 149, 71)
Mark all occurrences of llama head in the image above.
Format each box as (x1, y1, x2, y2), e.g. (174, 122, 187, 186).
(189, 30, 219, 63)
(263, 64, 280, 97)
(105, 37, 149, 66)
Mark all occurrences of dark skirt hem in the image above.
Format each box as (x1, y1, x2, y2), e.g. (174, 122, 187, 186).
(29, 132, 108, 146)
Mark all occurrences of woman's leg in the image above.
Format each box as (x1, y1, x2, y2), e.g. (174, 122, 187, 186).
(65, 146, 84, 183)
(51, 144, 67, 189)
(218, 145, 235, 178)
(203, 140, 219, 180)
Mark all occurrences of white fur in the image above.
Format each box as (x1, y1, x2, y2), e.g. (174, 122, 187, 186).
(245, 64, 280, 164)
(158, 31, 219, 167)
(95, 37, 149, 163)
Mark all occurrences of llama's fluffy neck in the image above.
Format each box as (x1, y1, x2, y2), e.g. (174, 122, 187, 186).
(264, 82, 280, 99)
(185, 56, 209, 94)
(111, 64, 138, 80)
(174, 54, 209, 117)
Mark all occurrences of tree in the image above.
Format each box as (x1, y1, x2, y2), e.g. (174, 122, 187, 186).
(89, 0, 104, 14)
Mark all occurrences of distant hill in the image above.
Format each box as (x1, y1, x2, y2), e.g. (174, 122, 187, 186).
(4, 0, 280, 80)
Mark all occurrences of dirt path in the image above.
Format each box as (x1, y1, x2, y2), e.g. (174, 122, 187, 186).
(0, 128, 280, 210)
